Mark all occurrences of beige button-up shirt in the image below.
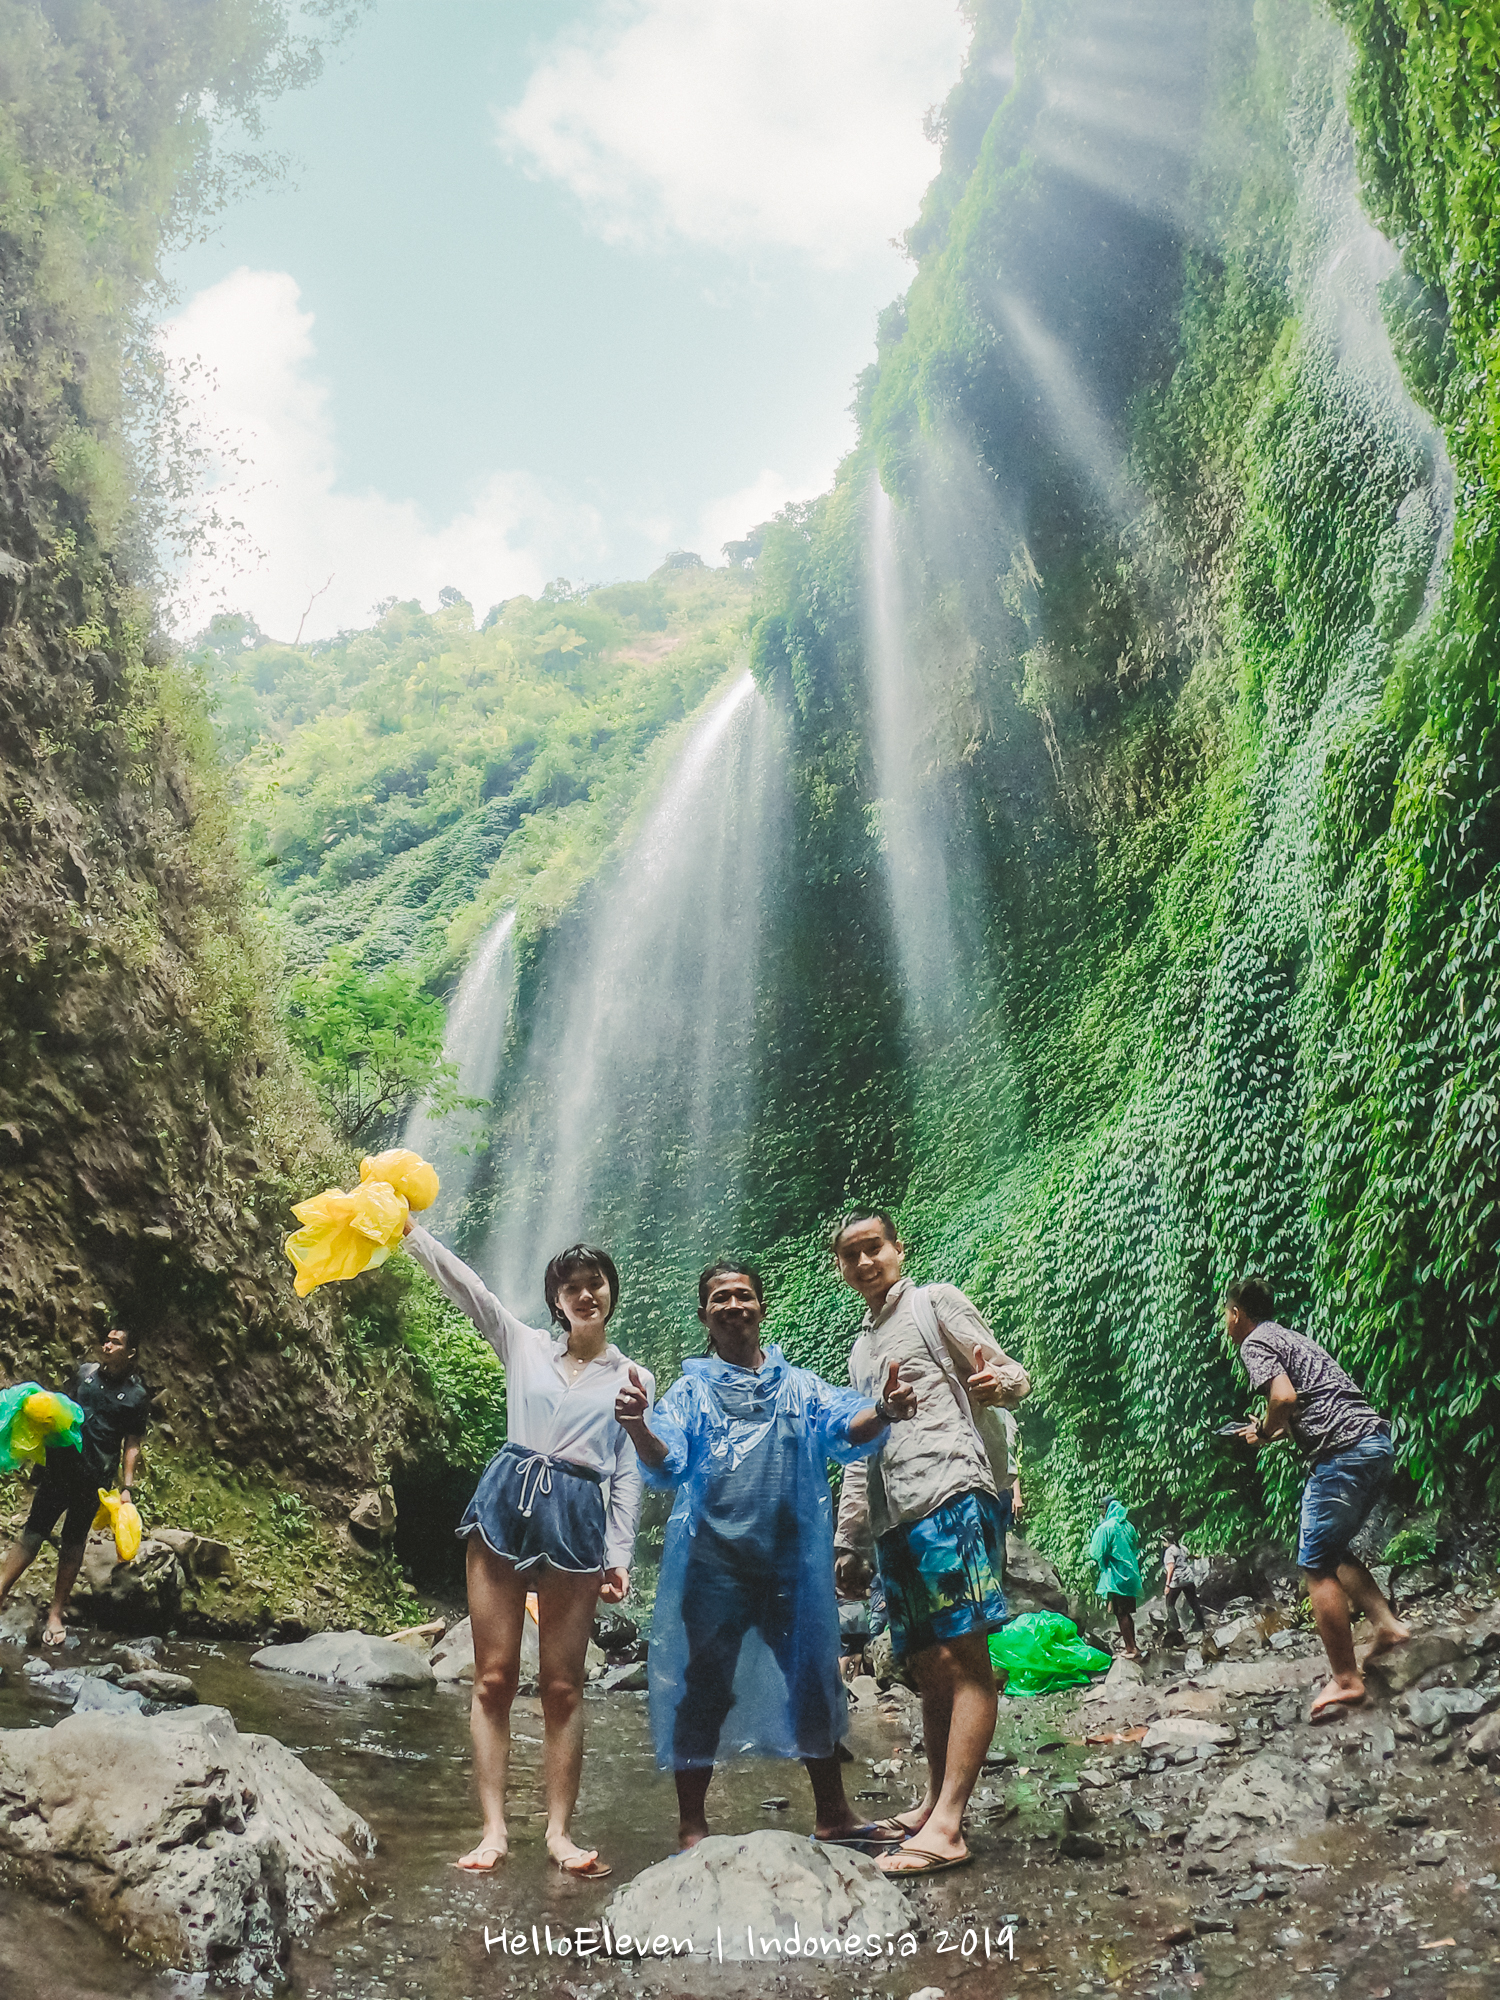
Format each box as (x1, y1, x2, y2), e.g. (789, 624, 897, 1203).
(834, 1277, 1029, 1554)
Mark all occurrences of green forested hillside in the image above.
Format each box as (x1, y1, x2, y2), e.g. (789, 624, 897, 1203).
(194, 562, 753, 982)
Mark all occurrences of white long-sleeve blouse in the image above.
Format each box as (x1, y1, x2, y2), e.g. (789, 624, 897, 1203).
(405, 1226, 652, 1573)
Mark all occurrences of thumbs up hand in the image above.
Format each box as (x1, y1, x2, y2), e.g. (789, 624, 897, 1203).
(966, 1343, 1006, 1407)
(878, 1359, 917, 1423)
(615, 1364, 650, 1425)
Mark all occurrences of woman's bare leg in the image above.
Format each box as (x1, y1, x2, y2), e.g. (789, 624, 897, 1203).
(461, 1538, 527, 1868)
(535, 1564, 606, 1871)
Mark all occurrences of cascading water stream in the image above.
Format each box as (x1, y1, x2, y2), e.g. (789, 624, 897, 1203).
(401, 909, 517, 1225)
(480, 669, 781, 1322)
(864, 478, 966, 1036)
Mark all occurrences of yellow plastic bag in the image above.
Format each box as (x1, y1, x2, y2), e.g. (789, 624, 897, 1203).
(283, 1178, 409, 1297)
(360, 1149, 439, 1212)
(92, 1488, 143, 1563)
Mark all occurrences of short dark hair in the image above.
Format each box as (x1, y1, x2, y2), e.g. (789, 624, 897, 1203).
(831, 1207, 899, 1253)
(698, 1261, 765, 1310)
(543, 1245, 620, 1330)
(1224, 1273, 1275, 1324)
(103, 1325, 140, 1353)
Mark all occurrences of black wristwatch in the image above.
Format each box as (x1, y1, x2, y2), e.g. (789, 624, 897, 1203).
(873, 1398, 895, 1426)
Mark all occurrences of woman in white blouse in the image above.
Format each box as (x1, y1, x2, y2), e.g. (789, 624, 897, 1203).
(404, 1218, 654, 1878)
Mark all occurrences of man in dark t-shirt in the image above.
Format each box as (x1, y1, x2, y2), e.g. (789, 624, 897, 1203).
(1224, 1275, 1408, 1718)
(0, 1325, 151, 1644)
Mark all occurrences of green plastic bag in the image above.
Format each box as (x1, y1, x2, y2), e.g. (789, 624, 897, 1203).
(989, 1610, 1111, 1696)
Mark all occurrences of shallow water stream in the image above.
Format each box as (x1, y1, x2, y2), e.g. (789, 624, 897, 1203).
(3, 1632, 1498, 2000)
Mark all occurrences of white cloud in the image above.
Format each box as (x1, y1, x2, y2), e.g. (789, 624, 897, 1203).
(499, 0, 969, 266)
(693, 464, 833, 561)
(159, 268, 605, 642)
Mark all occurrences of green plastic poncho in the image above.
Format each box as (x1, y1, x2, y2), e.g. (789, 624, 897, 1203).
(1089, 1498, 1142, 1598)
(989, 1611, 1112, 1695)
(0, 1382, 84, 1473)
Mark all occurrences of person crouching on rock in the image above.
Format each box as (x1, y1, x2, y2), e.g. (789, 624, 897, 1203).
(1091, 1495, 1143, 1660)
(403, 1217, 652, 1878)
(1223, 1272, 1409, 1720)
(0, 1324, 152, 1647)
(613, 1259, 916, 1852)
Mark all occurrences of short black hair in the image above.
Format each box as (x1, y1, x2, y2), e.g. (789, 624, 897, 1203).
(102, 1326, 140, 1354)
(1224, 1273, 1275, 1324)
(698, 1261, 765, 1310)
(543, 1245, 620, 1330)
(831, 1207, 899, 1253)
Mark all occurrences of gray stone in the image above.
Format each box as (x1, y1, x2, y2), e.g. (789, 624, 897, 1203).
(71, 1536, 184, 1632)
(602, 1829, 913, 1962)
(1142, 1718, 1236, 1751)
(0, 1704, 371, 1982)
(149, 1528, 236, 1581)
(348, 1486, 396, 1539)
(118, 1668, 197, 1705)
(846, 1673, 879, 1710)
(1102, 1654, 1145, 1692)
(1364, 1628, 1475, 1696)
(1004, 1537, 1070, 1616)
(601, 1660, 648, 1692)
(428, 1614, 475, 1683)
(28, 1667, 146, 1713)
(1405, 1686, 1489, 1732)
(1466, 1712, 1500, 1765)
(252, 1630, 436, 1689)
(1214, 1616, 1265, 1660)
(1391, 1563, 1450, 1601)
(1186, 1753, 1332, 1852)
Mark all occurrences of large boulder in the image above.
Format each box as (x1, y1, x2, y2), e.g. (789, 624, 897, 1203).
(1363, 1626, 1475, 1696)
(429, 1613, 540, 1685)
(348, 1486, 397, 1540)
(1004, 1537, 1069, 1617)
(150, 1527, 236, 1581)
(0, 1706, 372, 1983)
(1186, 1752, 1331, 1852)
(603, 1830, 914, 1962)
(252, 1630, 436, 1689)
(70, 1535, 184, 1633)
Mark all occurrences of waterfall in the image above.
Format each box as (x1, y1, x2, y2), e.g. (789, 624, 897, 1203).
(403, 908, 516, 1223)
(480, 670, 781, 1322)
(864, 477, 964, 1032)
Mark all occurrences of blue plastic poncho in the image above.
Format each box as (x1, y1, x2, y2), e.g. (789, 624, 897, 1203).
(1089, 1499, 1143, 1598)
(642, 1346, 883, 1770)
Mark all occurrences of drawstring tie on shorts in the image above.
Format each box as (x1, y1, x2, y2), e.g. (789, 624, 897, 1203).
(515, 1451, 555, 1518)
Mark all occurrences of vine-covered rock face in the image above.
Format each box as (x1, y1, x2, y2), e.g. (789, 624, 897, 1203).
(721, 0, 1500, 1576)
(0, 2, 432, 1616)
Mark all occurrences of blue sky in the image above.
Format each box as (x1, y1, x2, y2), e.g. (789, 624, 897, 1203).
(163, 0, 968, 640)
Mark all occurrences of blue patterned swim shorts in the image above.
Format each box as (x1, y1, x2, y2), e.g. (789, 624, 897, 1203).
(875, 1487, 1008, 1661)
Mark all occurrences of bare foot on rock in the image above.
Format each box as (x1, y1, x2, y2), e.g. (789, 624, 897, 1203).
(1310, 1674, 1367, 1720)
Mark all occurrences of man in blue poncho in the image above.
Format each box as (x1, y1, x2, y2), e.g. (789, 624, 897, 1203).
(614, 1260, 915, 1848)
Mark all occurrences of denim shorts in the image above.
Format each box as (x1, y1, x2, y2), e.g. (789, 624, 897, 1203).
(459, 1441, 606, 1573)
(1297, 1429, 1394, 1573)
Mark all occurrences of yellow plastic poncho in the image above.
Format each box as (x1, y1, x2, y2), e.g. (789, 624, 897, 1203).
(282, 1150, 439, 1297)
(93, 1487, 143, 1563)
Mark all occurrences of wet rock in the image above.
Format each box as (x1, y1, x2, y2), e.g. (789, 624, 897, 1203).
(252, 1631, 435, 1689)
(0, 1704, 372, 1983)
(0, 1599, 40, 1646)
(71, 1537, 184, 1633)
(1214, 1616, 1265, 1660)
(603, 1829, 913, 1962)
(1363, 1627, 1473, 1695)
(1391, 1563, 1451, 1601)
(1102, 1654, 1145, 1692)
(28, 1667, 147, 1714)
(149, 1528, 236, 1581)
(1005, 1537, 1070, 1617)
(348, 1486, 396, 1540)
(118, 1668, 197, 1705)
(428, 1614, 475, 1683)
(1186, 1752, 1331, 1852)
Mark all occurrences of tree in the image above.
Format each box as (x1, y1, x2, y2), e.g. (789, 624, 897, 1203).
(286, 952, 475, 1144)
